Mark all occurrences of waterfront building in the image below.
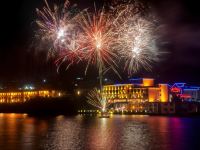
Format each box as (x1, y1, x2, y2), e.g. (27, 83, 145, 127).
(170, 83, 200, 102)
(0, 90, 63, 103)
(102, 78, 169, 112)
(102, 78, 200, 114)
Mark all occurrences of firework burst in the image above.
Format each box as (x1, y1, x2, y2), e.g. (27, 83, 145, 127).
(112, 2, 161, 75)
(36, 0, 163, 76)
(117, 18, 160, 75)
(77, 8, 120, 82)
(36, 0, 82, 69)
(54, 29, 84, 71)
(87, 88, 110, 112)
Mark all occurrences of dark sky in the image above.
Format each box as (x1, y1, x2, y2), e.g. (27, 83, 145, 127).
(0, 0, 200, 86)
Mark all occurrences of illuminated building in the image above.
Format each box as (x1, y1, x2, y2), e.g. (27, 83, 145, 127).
(102, 79, 200, 114)
(0, 90, 63, 103)
(102, 78, 169, 112)
(170, 83, 200, 102)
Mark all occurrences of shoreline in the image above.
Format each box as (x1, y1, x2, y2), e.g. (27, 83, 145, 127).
(0, 111, 200, 117)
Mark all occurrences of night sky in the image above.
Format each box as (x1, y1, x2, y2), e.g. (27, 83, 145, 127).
(0, 0, 200, 86)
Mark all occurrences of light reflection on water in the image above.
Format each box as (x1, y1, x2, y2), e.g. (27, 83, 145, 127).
(0, 114, 200, 150)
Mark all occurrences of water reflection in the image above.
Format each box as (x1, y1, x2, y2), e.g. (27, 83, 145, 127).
(0, 113, 49, 150)
(0, 114, 200, 150)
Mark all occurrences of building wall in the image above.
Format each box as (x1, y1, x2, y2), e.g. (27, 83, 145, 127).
(103, 84, 148, 101)
(160, 103, 175, 114)
(143, 78, 154, 87)
(147, 84, 169, 103)
(159, 84, 169, 102)
(183, 89, 200, 102)
(102, 79, 200, 113)
(147, 102, 160, 114)
(148, 88, 160, 102)
(0, 90, 63, 103)
(102, 77, 173, 112)
(103, 84, 169, 103)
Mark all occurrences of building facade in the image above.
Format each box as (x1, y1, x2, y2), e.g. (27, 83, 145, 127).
(102, 78, 200, 114)
(102, 78, 169, 112)
(0, 90, 63, 103)
(170, 83, 200, 102)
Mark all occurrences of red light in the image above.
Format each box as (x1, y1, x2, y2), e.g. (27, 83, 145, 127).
(180, 94, 191, 99)
(171, 87, 181, 93)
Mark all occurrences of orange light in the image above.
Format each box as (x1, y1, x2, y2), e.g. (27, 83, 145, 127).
(159, 84, 169, 102)
(143, 78, 154, 87)
(148, 88, 160, 102)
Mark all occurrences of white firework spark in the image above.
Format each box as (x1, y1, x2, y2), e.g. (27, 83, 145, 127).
(87, 88, 110, 112)
(111, 2, 161, 75)
(36, 0, 83, 69)
(117, 18, 160, 75)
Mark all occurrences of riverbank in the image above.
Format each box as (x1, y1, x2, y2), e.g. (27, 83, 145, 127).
(78, 110, 200, 117)
(0, 97, 77, 115)
(1, 96, 200, 117)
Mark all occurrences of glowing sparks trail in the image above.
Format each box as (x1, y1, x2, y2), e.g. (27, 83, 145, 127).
(54, 30, 84, 71)
(36, 0, 162, 76)
(36, 0, 69, 48)
(36, 0, 82, 69)
(112, 2, 161, 75)
(117, 18, 159, 75)
(87, 88, 110, 112)
(77, 8, 120, 87)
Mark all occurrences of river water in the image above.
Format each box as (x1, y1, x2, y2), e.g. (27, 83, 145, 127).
(0, 113, 200, 150)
